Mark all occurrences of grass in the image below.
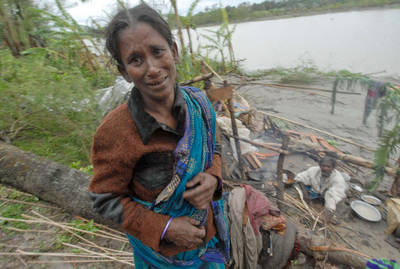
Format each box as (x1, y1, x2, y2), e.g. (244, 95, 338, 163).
(0, 186, 39, 232)
(0, 184, 132, 267)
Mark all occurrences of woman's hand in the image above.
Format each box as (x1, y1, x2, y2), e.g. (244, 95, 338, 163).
(182, 173, 218, 209)
(164, 216, 205, 249)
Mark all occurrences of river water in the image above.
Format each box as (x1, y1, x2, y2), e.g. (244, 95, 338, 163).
(192, 8, 400, 75)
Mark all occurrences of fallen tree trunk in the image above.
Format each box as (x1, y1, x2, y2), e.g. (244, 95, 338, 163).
(297, 227, 369, 269)
(0, 142, 112, 226)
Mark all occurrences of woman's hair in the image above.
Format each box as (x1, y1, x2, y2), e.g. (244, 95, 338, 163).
(105, 3, 174, 66)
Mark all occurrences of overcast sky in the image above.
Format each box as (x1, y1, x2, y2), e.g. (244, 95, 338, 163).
(66, 0, 265, 25)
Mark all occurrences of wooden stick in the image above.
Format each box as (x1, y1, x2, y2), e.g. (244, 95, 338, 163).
(311, 246, 371, 259)
(0, 251, 102, 258)
(180, 73, 213, 86)
(259, 111, 375, 152)
(224, 133, 289, 154)
(62, 243, 134, 266)
(20, 214, 128, 243)
(3, 226, 53, 233)
(29, 211, 120, 257)
(276, 135, 290, 209)
(312, 214, 321, 231)
(294, 186, 316, 220)
(16, 254, 28, 268)
(0, 197, 58, 209)
(0, 216, 43, 224)
(27, 259, 131, 264)
(79, 242, 131, 255)
(200, 58, 224, 82)
(224, 80, 246, 180)
(284, 193, 320, 224)
(74, 216, 126, 236)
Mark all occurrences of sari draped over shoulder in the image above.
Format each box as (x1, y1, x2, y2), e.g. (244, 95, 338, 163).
(126, 86, 229, 269)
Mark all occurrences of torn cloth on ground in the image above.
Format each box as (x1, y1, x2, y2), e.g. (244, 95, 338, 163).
(243, 184, 286, 236)
(228, 187, 262, 269)
(227, 185, 287, 269)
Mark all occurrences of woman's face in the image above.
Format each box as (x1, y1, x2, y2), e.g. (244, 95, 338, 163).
(118, 23, 178, 102)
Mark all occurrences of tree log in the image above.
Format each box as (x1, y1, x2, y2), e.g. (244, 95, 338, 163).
(0, 142, 111, 226)
(296, 227, 369, 269)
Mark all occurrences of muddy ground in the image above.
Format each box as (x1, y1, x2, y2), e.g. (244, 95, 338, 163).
(219, 73, 400, 263)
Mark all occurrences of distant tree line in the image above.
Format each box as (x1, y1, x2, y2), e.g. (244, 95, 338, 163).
(167, 0, 400, 26)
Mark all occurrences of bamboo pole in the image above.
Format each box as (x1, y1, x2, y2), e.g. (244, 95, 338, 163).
(200, 61, 246, 178)
(276, 135, 290, 209)
(29, 210, 127, 260)
(294, 186, 316, 220)
(62, 243, 134, 266)
(200, 58, 224, 82)
(225, 81, 246, 180)
(224, 133, 289, 154)
(27, 259, 130, 264)
(180, 73, 213, 86)
(0, 197, 58, 209)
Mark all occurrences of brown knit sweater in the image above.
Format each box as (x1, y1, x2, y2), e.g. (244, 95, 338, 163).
(88, 102, 222, 257)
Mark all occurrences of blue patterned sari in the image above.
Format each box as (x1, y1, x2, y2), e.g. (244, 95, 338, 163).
(127, 86, 229, 269)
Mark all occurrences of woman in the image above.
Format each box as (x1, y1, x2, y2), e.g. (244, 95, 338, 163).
(88, 3, 228, 268)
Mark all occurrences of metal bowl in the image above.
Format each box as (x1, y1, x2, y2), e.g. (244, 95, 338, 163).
(349, 183, 363, 192)
(361, 194, 382, 206)
(350, 200, 382, 222)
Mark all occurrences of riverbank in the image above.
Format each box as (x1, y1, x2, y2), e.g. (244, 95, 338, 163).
(230, 3, 400, 25)
(189, 3, 400, 28)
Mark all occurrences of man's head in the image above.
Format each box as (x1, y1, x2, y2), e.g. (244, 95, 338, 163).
(319, 156, 336, 178)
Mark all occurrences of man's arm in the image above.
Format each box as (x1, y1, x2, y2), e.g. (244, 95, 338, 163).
(294, 167, 314, 186)
(323, 171, 347, 211)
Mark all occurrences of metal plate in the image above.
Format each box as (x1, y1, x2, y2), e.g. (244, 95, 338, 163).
(361, 194, 382, 206)
(349, 183, 363, 192)
(350, 200, 382, 222)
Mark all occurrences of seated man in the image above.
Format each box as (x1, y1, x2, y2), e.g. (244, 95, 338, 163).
(295, 156, 348, 223)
